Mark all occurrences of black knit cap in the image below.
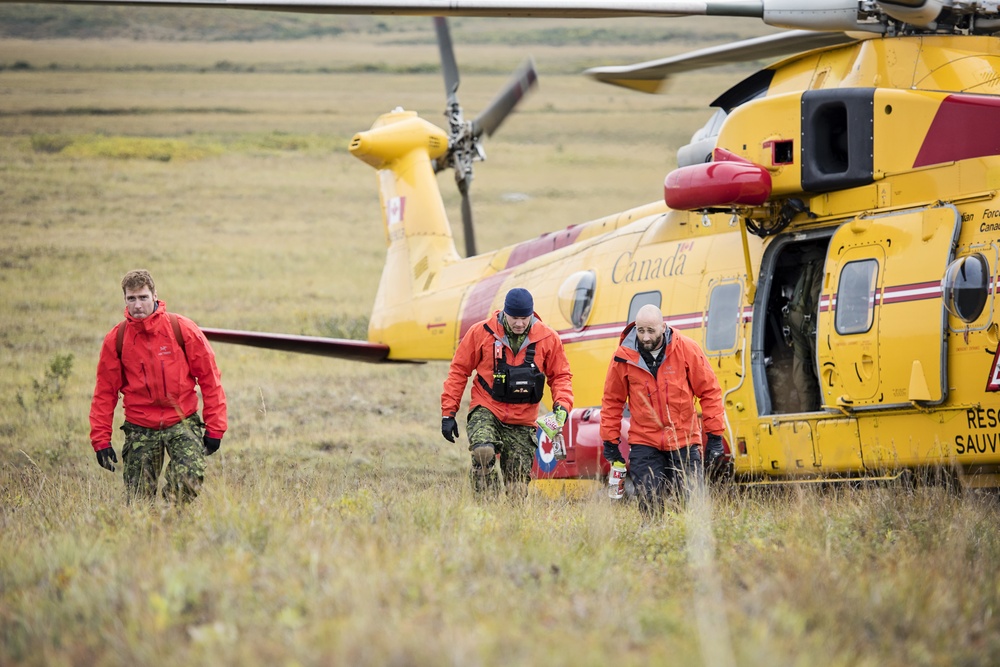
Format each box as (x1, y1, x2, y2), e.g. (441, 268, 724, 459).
(503, 288, 534, 317)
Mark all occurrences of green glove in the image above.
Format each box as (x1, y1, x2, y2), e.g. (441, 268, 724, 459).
(553, 404, 568, 426)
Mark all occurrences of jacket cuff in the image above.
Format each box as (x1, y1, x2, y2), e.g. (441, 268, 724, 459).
(205, 430, 225, 440)
(92, 442, 112, 452)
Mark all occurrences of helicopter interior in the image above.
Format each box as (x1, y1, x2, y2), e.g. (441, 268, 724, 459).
(758, 235, 831, 416)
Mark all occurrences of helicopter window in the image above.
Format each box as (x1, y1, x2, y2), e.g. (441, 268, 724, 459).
(835, 260, 879, 335)
(627, 291, 661, 324)
(557, 270, 597, 330)
(943, 253, 990, 323)
(705, 282, 741, 352)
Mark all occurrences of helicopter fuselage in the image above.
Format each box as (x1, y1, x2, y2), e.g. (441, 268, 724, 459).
(351, 33, 1000, 489)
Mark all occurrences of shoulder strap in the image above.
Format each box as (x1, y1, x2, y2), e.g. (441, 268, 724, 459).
(168, 313, 186, 355)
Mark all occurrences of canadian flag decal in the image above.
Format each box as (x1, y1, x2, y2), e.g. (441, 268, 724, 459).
(387, 196, 405, 226)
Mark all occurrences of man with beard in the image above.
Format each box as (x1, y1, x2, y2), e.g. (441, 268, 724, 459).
(600, 303, 725, 514)
(441, 288, 573, 498)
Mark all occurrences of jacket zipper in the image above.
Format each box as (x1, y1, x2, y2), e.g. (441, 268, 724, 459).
(161, 359, 169, 406)
(141, 363, 152, 401)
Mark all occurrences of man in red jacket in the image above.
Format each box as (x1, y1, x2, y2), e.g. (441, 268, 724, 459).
(89, 269, 227, 502)
(601, 304, 725, 515)
(441, 288, 573, 497)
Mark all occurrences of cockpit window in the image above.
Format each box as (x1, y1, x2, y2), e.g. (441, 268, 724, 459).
(557, 270, 596, 330)
(835, 259, 878, 334)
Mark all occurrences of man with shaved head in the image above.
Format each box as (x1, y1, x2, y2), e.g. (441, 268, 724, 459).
(600, 303, 725, 514)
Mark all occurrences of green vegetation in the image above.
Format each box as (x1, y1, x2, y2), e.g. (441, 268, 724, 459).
(319, 314, 371, 340)
(16, 353, 74, 415)
(56, 135, 221, 161)
(26, 131, 346, 160)
(2, 32, 998, 667)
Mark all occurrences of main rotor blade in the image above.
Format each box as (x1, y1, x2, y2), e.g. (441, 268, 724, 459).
(0, 0, 765, 19)
(585, 30, 859, 93)
(434, 17, 460, 103)
(458, 182, 477, 257)
(201, 328, 421, 363)
(472, 57, 538, 139)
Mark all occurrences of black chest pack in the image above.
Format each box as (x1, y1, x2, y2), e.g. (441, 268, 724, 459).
(477, 331, 546, 404)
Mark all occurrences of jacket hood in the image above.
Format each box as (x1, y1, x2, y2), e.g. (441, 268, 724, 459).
(491, 309, 546, 341)
(123, 299, 167, 332)
(618, 321, 636, 346)
(617, 320, 673, 350)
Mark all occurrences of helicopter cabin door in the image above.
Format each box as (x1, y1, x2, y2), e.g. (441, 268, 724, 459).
(816, 205, 960, 410)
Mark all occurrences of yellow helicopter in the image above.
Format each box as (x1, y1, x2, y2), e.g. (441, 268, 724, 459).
(14, 0, 1000, 492)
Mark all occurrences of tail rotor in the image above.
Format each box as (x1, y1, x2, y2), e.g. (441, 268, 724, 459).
(432, 17, 538, 258)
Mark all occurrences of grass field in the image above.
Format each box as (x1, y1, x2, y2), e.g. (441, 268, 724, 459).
(3, 18, 1000, 666)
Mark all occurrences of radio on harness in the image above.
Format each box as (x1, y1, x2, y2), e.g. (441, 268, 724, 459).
(478, 340, 545, 404)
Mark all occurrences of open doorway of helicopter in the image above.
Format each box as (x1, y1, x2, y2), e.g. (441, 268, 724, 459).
(755, 231, 832, 416)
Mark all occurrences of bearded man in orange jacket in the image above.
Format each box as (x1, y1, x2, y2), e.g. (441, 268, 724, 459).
(89, 269, 227, 502)
(441, 288, 573, 497)
(601, 303, 725, 514)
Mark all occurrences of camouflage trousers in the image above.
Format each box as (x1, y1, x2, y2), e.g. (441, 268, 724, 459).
(466, 406, 537, 498)
(121, 413, 206, 503)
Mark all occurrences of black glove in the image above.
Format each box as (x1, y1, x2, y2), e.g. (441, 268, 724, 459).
(203, 435, 222, 456)
(442, 416, 459, 443)
(603, 440, 624, 465)
(706, 434, 725, 467)
(96, 446, 118, 472)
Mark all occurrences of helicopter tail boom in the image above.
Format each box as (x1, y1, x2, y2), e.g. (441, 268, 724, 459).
(350, 108, 469, 360)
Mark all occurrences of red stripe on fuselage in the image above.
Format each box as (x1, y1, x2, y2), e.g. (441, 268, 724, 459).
(459, 271, 510, 339)
(879, 280, 942, 305)
(556, 312, 706, 345)
(456, 226, 584, 339)
(505, 226, 584, 269)
(913, 94, 1000, 168)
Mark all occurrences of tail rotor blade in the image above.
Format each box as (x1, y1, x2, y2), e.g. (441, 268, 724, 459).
(472, 57, 538, 138)
(434, 17, 461, 103)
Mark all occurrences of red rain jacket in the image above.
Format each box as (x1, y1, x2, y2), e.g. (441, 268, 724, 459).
(600, 323, 724, 451)
(89, 301, 227, 450)
(441, 311, 573, 427)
